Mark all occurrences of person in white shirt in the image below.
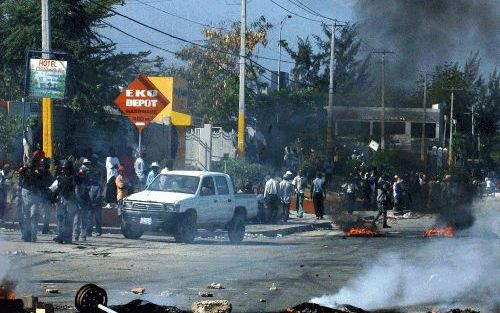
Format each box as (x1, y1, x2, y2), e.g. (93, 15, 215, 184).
(134, 151, 146, 190)
(279, 171, 294, 223)
(264, 175, 280, 223)
(105, 148, 120, 183)
(292, 170, 306, 218)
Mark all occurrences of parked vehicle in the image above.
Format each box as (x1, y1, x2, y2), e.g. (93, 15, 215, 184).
(120, 171, 260, 243)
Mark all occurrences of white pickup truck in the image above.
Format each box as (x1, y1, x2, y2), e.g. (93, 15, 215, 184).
(120, 171, 261, 243)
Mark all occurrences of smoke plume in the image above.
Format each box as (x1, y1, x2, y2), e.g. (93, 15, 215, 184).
(310, 201, 500, 310)
(355, 0, 500, 80)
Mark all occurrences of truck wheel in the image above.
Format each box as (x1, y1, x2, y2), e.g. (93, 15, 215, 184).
(174, 211, 196, 243)
(228, 215, 246, 244)
(121, 219, 144, 240)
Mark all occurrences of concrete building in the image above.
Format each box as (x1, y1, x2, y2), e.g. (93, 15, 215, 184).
(330, 105, 443, 153)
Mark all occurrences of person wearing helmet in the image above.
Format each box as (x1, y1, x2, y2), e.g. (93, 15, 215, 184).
(73, 162, 92, 241)
(38, 158, 54, 234)
(50, 159, 77, 244)
(20, 163, 43, 242)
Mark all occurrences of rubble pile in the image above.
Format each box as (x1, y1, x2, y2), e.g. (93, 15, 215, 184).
(109, 299, 188, 313)
(285, 303, 370, 313)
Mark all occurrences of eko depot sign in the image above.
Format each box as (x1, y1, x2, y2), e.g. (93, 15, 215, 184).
(114, 74, 169, 129)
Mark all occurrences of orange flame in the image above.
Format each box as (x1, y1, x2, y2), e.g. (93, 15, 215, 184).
(347, 227, 376, 237)
(424, 226, 454, 238)
(0, 281, 16, 300)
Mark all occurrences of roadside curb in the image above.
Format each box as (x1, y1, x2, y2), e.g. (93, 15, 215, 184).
(1, 220, 335, 238)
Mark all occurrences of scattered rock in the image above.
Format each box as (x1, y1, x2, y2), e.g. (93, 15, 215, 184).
(299, 264, 304, 268)
(198, 291, 213, 297)
(207, 283, 224, 289)
(276, 234, 283, 238)
(45, 288, 59, 294)
(160, 291, 173, 296)
(89, 252, 111, 257)
(269, 283, 278, 291)
(7, 250, 28, 256)
(192, 300, 232, 313)
(131, 287, 146, 295)
(259, 299, 266, 303)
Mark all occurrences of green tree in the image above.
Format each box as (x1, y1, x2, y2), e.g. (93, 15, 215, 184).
(0, 110, 21, 154)
(175, 17, 272, 125)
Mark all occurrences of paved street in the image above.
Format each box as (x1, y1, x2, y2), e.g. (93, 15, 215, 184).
(1, 197, 498, 313)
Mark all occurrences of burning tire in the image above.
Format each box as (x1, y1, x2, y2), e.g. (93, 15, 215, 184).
(228, 215, 246, 244)
(121, 218, 144, 240)
(174, 210, 197, 243)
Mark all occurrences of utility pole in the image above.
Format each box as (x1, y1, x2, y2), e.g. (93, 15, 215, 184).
(446, 88, 463, 166)
(277, 15, 291, 92)
(420, 73, 427, 163)
(41, 0, 53, 158)
(237, 0, 246, 158)
(326, 21, 345, 154)
(372, 51, 393, 150)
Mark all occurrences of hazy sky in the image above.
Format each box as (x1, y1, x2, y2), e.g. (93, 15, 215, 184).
(104, 0, 357, 72)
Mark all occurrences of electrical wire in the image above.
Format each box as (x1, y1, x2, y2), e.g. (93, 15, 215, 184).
(133, 0, 225, 30)
(91, 1, 309, 86)
(286, 0, 335, 21)
(268, 0, 326, 23)
(103, 21, 178, 55)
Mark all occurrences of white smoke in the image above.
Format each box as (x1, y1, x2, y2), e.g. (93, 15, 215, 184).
(311, 201, 500, 310)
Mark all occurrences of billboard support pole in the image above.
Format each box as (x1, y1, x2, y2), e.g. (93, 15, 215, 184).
(138, 128, 143, 154)
(41, 0, 53, 158)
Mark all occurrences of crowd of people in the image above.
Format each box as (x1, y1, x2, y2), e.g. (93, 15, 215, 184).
(0, 145, 166, 244)
(262, 170, 327, 223)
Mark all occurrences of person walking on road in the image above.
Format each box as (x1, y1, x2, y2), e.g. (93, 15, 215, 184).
(134, 150, 146, 190)
(19, 164, 43, 242)
(86, 159, 103, 237)
(264, 175, 280, 223)
(115, 165, 128, 215)
(50, 160, 77, 244)
(292, 170, 306, 218)
(311, 172, 326, 220)
(279, 171, 294, 223)
(39, 159, 53, 234)
(372, 177, 392, 228)
(73, 161, 92, 241)
(105, 148, 120, 206)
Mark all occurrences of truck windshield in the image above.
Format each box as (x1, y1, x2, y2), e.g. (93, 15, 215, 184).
(148, 174, 200, 194)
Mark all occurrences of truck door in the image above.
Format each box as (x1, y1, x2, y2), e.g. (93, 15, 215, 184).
(215, 175, 233, 220)
(198, 176, 218, 223)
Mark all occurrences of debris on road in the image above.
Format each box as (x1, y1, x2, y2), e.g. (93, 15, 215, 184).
(207, 283, 224, 289)
(109, 299, 187, 313)
(45, 288, 59, 294)
(89, 252, 111, 257)
(6, 250, 28, 256)
(192, 300, 232, 313)
(198, 291, 213, 297)
(131, 287, 146, 294)
(259, 298, 266, 303)
(269, 282, 278, 291)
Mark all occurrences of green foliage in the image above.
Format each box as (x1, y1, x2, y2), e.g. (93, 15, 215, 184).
(0, 110, 21, 153)
(213, 158, 272, 191)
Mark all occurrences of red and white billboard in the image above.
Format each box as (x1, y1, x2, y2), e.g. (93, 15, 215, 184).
(114, 74, 169, 129)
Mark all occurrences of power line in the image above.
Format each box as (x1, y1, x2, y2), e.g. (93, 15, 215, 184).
(133, 0, 224, 30)
(92, 1, 308, 86)
(268, 0, 325, 23)
(286, 0, 334, 21)
(103, 21, 178, 55)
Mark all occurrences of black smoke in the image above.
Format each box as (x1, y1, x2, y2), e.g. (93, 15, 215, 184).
(355, 0, 499, 81)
